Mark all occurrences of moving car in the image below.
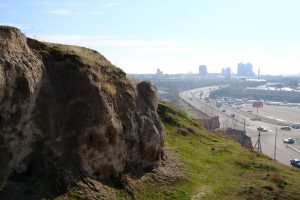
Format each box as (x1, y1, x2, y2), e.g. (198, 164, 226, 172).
(292, 123, 300, 129)
(257, 127, 268, 132)
(283, 138, 295, 144)
(281, 126, 291, 131)
(290, 159, 300, 168)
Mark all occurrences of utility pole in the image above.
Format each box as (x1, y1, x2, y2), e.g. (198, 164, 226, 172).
(274, 128, 277, 160)
(253, 131, 262, 153)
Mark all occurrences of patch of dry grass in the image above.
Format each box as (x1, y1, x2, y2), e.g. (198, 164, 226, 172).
(102, 82, 117, 96)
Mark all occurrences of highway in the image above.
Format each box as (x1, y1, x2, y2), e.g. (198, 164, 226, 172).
(180, 86, 300, 166)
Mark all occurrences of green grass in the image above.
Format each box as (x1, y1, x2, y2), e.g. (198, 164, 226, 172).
(118, 102, 300, 200)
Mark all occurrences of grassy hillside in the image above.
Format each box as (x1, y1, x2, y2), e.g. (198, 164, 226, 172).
(61, 102, 300, 200)
(113, 102, 300, 200)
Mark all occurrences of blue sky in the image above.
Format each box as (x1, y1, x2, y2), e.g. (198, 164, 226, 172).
(1, 0, 300, 75)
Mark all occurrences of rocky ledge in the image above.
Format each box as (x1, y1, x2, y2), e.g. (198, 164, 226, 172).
(0, 26, 164, 197)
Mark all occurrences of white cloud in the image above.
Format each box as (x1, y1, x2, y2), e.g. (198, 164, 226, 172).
(91, 11, 105, 16)
(42, 1, 85, 7)
(40, 1, 111, 16)
(47, 9, 72, 16)
(46, 9, 105, 16)
(36, 35, 208, 55)
(136, 47, 200, 53)
(1, 23, 33, 31)
(104, 2, 121, 8)
(39, 35, 175, 48)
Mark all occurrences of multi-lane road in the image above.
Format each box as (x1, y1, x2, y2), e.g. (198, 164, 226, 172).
(180, 86, 300, 166)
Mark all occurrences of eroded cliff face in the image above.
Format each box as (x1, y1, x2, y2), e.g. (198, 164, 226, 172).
(0, 26, 164, 192)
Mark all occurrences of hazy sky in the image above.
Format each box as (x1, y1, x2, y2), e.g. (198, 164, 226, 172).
(1, 0, 300, 75)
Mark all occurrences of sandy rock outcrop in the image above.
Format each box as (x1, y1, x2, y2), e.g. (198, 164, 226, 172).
(0, 26, 164, 195)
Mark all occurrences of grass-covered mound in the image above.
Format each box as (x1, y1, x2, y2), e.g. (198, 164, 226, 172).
(60, 102, 300, 200)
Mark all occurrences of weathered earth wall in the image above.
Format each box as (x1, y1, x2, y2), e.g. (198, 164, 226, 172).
(0, 26, 164, 192)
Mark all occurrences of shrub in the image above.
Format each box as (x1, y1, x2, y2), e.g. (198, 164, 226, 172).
(102, 82, 117, 96)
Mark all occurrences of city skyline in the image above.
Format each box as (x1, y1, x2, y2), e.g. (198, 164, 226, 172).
(140, 64, 289, 77)
(1, 0, 300, 75)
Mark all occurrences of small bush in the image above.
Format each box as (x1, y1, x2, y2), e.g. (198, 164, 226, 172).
(102, 82, 117, 96)
(236, 157, 251, 168)
(269, 173, 286, 186)
(176, 127, 189, 136)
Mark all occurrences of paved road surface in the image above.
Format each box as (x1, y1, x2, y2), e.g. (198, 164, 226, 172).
(180, 86, 300, 166)
(240, 104, 300, 124)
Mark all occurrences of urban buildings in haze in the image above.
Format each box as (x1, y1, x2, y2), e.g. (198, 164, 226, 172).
(156, 68, 163, 77)
(221, 67, 231, 78)
(237, 62, 255, 77)
(199, 65, 207, 76)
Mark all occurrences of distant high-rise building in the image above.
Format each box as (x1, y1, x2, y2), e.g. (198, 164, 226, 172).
(221, 67, 231, 78)
(199, 65, 207, 76)
(237, 62, 255, 77)
(156, 68, 163, 77)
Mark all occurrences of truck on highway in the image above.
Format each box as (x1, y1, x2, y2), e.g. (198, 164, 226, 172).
(257, 127, 268, 132)
(205, 97, 210, 103)
(281, 126, 291, 131)
(292, 123, 300, 129)
(216, 101, 222, 108)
